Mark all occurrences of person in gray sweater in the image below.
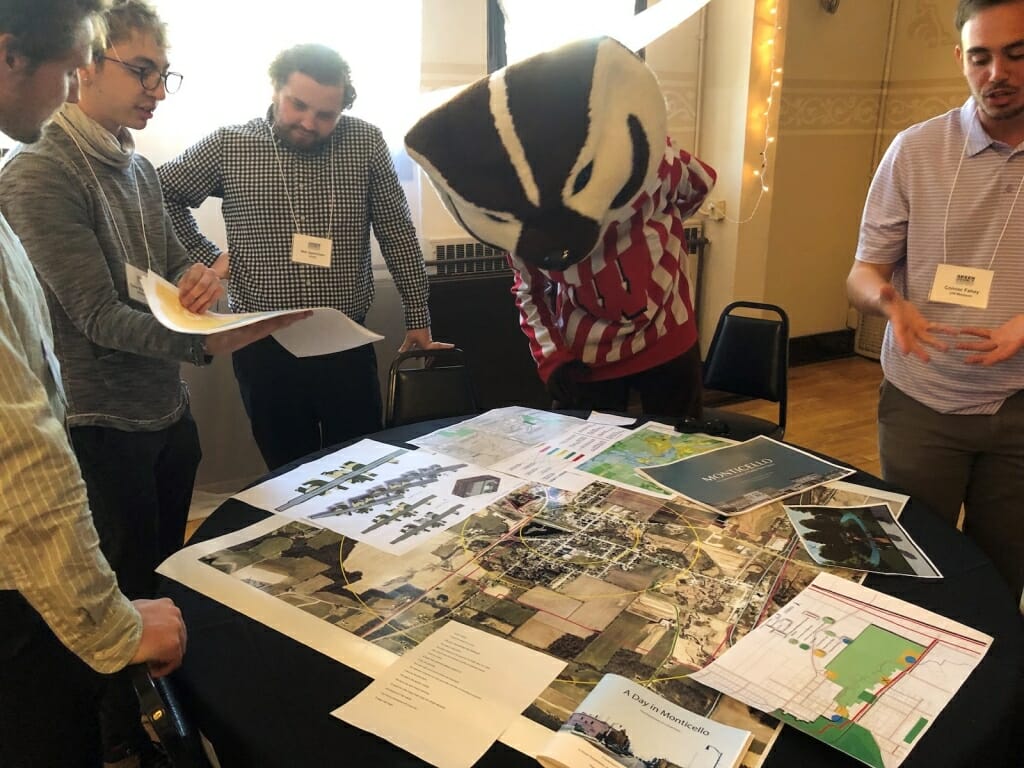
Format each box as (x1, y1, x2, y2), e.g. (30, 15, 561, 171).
(0, 2, 304, 764)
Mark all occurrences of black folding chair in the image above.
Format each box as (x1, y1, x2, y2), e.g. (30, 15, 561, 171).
(699, 301, 789, 441)
(384, 348, 480, 428)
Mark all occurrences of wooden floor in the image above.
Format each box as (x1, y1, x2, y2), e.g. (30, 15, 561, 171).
(717, 355, 884, 477)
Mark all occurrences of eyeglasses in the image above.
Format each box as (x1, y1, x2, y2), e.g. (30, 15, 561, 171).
(100, 55, 183, 94)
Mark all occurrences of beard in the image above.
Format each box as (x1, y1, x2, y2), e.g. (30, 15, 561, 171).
(982, 102, 1024, 122)
(273, 121, 331, 153)
(974, 87, 1024, 123)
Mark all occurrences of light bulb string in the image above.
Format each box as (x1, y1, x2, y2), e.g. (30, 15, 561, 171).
(724, 0, 784, 225)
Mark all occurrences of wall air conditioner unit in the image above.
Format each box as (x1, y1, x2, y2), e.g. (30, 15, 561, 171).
(427, 237, 509, 279)
(429, 225, 707, 291)
(854, 311, 886, 360)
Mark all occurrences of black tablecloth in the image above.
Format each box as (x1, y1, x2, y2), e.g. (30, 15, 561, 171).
(160, 418, 1023, 767)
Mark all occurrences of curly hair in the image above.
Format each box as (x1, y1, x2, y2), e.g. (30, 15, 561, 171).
(269, 43, 356, 111)
(93, 0, 166, 59)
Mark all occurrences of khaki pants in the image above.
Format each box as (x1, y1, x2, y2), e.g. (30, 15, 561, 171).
(878, 380, 1024, 600)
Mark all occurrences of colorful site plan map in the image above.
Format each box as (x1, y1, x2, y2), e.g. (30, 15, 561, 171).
(160, 469, 914, 767)
(575, 423, 731, 496)
(691, 572, 992, 768)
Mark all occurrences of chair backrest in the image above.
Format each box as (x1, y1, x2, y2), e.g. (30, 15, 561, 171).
(132, 666, 210, 767)
(385, 348, 480, 428)
(703, 301, 789, 430)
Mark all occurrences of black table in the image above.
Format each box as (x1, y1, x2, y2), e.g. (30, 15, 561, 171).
(160, 417, 1023, 768)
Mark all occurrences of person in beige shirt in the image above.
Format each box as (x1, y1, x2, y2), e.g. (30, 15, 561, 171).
(0, 2, 183, 766)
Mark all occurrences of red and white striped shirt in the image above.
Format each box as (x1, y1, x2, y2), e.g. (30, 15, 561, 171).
(510, 144, 715, 383)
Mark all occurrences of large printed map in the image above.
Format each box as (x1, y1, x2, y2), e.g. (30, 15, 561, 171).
(188, 474, 908, 767)
(691, 573, 991, 768)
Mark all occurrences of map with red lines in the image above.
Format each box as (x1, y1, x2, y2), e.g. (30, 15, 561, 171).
(691, 573, 992, 768)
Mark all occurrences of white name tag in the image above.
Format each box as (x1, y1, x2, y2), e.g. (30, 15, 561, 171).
(291, 234, 333, 268)
(125, 262, 149, 305)
(928, 263, 993, 309)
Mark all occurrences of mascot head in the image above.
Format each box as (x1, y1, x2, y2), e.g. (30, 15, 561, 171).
(406, 36, 666, 271)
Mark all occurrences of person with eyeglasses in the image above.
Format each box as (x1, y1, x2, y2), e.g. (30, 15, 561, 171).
(97, 49, 183, 94)
(0, 2, 306, 765)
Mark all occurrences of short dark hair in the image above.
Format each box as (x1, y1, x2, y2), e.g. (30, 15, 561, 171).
(955, 0, 1022, 30)
(94, 0, 166, 60)
(268, 43, 356, 111)
(0, 0, 107, 65)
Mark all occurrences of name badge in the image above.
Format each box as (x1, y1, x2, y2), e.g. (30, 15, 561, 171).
(928, 263, 993, 309)
(125, 262, 149, 305)
(291, 234, 333, 268)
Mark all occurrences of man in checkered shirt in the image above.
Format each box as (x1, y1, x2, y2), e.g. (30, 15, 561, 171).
(160, 43, 449, 470)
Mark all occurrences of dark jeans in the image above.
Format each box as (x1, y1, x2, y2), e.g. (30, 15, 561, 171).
(70, 411, 202, 756)
(0, 592, 104, 768)
(232, 336, 383, 470)
(561, 342, 703, 418)
(70, 411, 201, 600)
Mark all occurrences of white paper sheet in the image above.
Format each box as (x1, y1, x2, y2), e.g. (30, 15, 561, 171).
(491, 422, 629, 490)
(142, 270, 307, 334)
(410, 407, 588, 467)
(333, 621, 566, 768)
(585, 411, 637, 426)
(271, 307, 383, 356)
(690, 573, 992, 768)
(233, 439, 522, 555)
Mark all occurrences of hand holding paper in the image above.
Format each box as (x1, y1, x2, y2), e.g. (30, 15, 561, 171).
(142, 270, 382, 357)
(205, 311, 312, 356)
(176, 263, 224, 314)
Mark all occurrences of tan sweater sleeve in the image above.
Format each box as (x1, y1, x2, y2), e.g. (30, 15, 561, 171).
(0, 221, 142, 673)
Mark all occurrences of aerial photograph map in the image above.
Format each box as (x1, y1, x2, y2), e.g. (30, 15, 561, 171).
(194, 476, 906, 767)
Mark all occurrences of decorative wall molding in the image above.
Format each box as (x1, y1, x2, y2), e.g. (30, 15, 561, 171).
(904, 0, 957, 48)
(780, 90, 881, 134)
(883, 89, 967, 131)
(778, 76, 966, 136)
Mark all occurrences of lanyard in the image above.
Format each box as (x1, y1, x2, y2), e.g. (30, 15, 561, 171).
(59, 122, 153, 271)
(269, 121, 336, 238)
(942, 109, 1024, 271)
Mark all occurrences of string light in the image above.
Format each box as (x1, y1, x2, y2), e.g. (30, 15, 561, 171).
(726, 0, 785, 225)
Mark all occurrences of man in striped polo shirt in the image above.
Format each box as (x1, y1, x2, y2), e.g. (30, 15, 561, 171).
(847, 0, 1024, 600)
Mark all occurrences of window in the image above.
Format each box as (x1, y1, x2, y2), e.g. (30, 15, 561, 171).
(145, 0, 422, 158)
(132, 1, 424, 258)
(497, 0, 641, 66)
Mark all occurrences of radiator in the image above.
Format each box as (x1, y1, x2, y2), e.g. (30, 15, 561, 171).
(427, 237, 509, 278)
(428, 222, 708, 301)
(854, 312, 886, 360)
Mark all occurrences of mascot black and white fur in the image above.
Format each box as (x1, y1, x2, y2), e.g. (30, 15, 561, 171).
(406, 37, 716, 415)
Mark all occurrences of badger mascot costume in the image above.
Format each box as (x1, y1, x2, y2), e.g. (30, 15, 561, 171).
(406, 37, 715, 416)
